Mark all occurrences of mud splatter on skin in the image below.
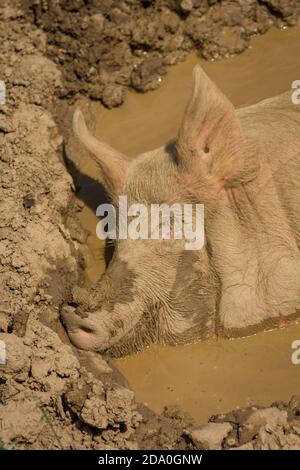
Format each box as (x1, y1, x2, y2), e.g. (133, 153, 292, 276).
(103, 307, 159, 358)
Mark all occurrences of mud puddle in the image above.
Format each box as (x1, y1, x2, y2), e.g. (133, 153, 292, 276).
(74, 27, 300, 423)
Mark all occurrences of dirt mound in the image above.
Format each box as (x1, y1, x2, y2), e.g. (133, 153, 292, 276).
(23, 0, 300, 107)
(1, 0, 300, 450)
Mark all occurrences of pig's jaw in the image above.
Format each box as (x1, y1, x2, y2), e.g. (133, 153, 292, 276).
(60, 296, 149, 353)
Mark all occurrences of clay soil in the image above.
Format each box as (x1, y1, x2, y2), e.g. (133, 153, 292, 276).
(1, 0, 300, 450)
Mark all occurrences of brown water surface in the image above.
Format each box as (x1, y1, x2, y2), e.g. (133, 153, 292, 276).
(75, 27, 300, 423)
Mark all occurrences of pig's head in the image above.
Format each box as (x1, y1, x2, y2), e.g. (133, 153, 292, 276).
(61, 65, 256, 356)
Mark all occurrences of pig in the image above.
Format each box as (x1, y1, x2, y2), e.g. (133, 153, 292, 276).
(61, 65, 300, 356)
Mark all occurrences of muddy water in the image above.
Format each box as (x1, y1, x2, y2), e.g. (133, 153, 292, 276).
(76, 27, 300, 423)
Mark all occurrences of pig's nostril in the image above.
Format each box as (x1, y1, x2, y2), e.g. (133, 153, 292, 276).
(60, 304, 76, 322)
(80, 325, 95, 334)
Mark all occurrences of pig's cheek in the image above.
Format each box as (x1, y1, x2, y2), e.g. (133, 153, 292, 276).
(69, 327, 95, 350)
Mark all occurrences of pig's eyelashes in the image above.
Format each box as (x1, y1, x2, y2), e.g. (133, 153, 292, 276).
(203, 145, 210, 154)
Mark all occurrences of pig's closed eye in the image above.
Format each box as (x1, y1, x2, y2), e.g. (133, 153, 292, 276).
(204, 145, 210, 154)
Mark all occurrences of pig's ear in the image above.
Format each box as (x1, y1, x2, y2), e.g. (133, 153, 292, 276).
(73, 109, 128, 196)
(177, 65, 244, 187)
